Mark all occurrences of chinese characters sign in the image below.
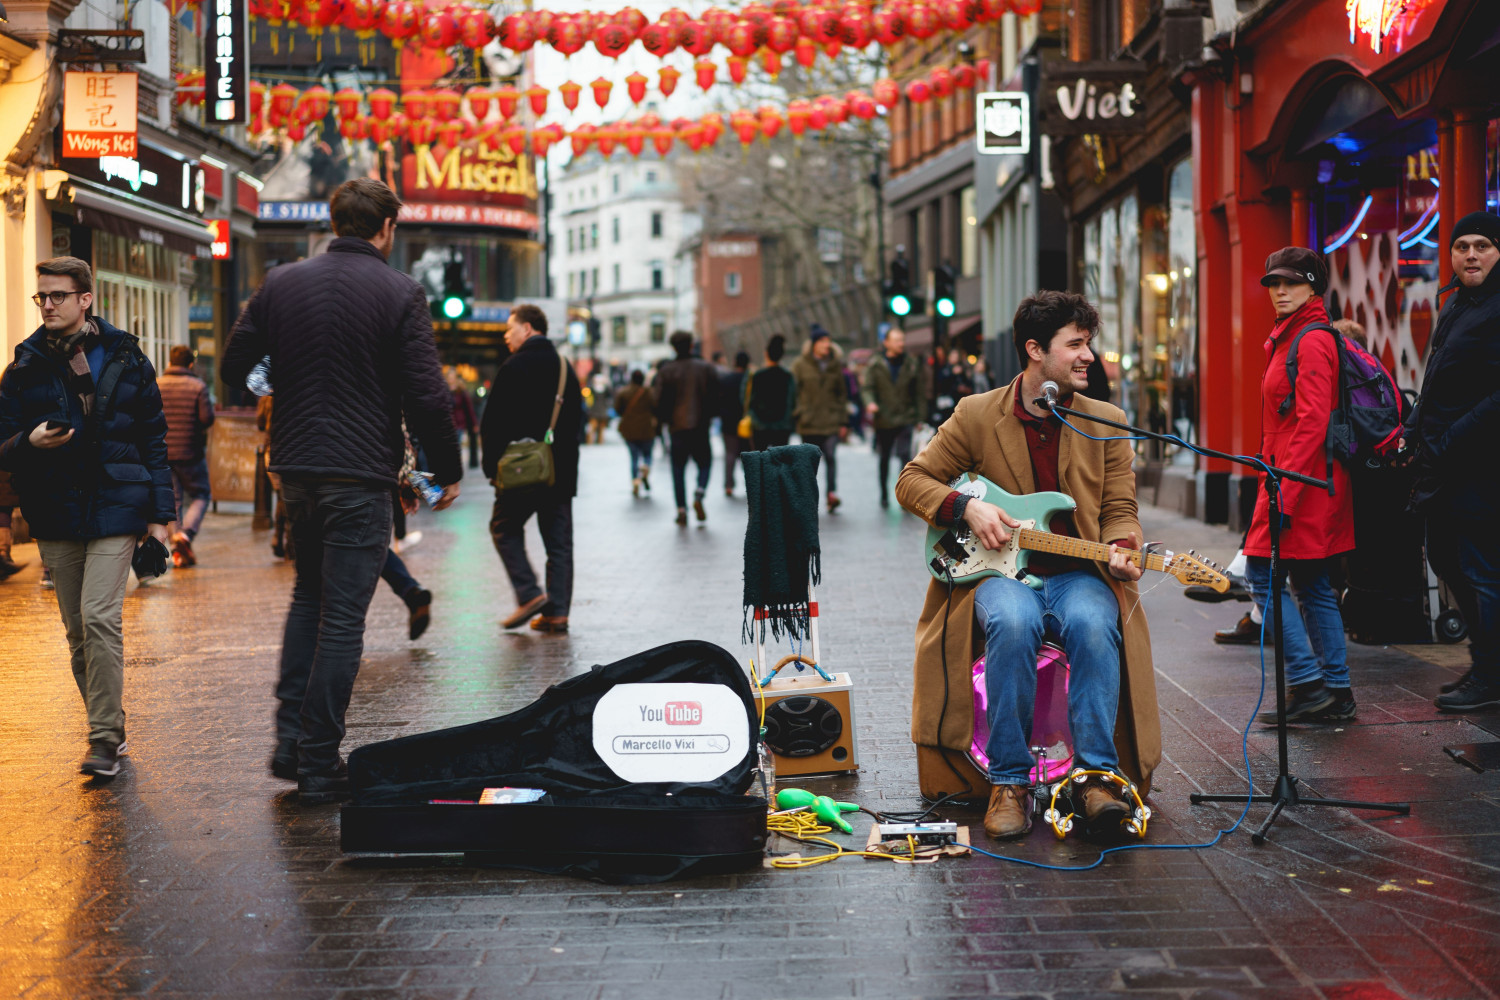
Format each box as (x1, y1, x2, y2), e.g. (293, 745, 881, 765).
(206, 219, 231, 259)
(1346, 0, 1440, 56)
(62, 71, 138, 158)
(203, 0, 249, 124)
(976, 92, 1030, 155)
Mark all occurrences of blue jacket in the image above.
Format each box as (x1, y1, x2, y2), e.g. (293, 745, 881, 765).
(0, 318, 175, 540)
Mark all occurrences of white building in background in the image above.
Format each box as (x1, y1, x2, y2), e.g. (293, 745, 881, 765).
(547, 151, 699, 367)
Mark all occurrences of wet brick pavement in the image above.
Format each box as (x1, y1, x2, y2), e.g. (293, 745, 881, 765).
(2, 435, 1499, 1000)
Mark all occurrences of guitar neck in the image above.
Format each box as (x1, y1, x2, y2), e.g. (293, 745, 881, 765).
(1016, 528, 1166, 573)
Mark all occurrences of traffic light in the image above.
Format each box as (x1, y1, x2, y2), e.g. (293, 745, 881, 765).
(883, 247, 922, 318)
(433, 259, 472, 323)
(933, 263, 957, 319)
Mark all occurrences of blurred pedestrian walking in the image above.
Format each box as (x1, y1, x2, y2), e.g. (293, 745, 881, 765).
(0, 471, 26, 580)
(718, 351, 750, 497)
(446, 367, 480, 469)
(614, 369, 657, 497)
(745, 335, 796, 451)
(224, 179, 462, 803)
(861, 327, 925, 509)
(654, 330, 719, 526)
(0, 256, 176, 779)
(1407, 212, 1500, 712)
(586, 371, 613, 444)
(157, 344, 215, 568)
(483, 304, 582, 634)
(791, 324, 849, 513)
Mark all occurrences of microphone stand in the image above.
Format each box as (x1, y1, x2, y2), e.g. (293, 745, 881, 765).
(1044, 399, 1409, 845)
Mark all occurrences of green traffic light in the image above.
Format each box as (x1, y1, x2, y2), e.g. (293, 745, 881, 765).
(889, 294, 912, 317)
(441, 296, 466, 320)
(936, 298, 956, 318)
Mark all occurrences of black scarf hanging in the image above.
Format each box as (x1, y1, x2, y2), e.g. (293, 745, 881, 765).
(741, 444, 822, 643)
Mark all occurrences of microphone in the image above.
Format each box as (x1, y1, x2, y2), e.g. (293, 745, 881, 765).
(1033, 380, 1060, 410)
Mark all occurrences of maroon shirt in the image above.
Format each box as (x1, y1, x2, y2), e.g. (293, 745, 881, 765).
(1013, 395, 1076, 574)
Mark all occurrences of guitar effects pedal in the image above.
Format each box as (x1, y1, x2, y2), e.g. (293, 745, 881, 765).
(759, 671, 859, 777)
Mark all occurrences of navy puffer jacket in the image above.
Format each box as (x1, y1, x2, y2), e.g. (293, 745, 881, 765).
(0, 319, 175, 540)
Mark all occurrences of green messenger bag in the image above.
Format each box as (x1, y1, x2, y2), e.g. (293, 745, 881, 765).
(494, 357, 568, 494)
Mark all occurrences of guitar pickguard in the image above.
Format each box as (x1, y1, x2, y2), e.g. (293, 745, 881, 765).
(931, 519, 1039, 586)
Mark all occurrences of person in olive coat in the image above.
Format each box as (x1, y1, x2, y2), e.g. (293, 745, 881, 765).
(861, 327, 926, 508)
(790, 324, 849, 512)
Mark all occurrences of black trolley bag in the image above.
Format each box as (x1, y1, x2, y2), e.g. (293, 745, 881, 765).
(340, 640, 768, 883)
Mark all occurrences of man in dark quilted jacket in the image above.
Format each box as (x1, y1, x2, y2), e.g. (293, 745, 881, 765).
(224, 178, 462, 804)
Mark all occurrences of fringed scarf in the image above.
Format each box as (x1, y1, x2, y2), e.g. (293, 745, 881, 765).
(46, 319, 100, 417)
(741, 443, 823, 644)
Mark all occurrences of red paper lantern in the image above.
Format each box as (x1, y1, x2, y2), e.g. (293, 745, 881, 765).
(592, 21, 632, 57)
(505, 127, 526, 155)
(652, 127, 674, 156)
(825, 94, 850, 123)
(794, 37, 817, 68)
(389, 112, 409, 139)
(570, 131, 591, 158)
(765, 15, 798, 53)
(459, 9, 493, 50)
(639, 111, 662, 129)
(597, 127, 619, 157)
(838, 9, 873, 48)
(660, 6, 690, 31)
(787, 99, 810, 136)
(408, 117, 436, 145)
(724, 21, 757, 57)
(379, 0, 419, 47)
(873, 9, 906, 45)
(464, 86, 491, 120)
(526, 84, 549, 116)
(807, 101, 827, 131)
(494, 84, 519, 119)
(905, 79, 932, 103)
(703, 7, 736, 44)
(760, 50, 782, 78)
(678, 19, 714, 56)
(430, 88, 461, 122)
(733, 114, 758, 147)
(590, 77, 613, 109)
(367, 118, 391, 145)
(621, 71, 648, 104)
(848, 90, 877, 120)
(270, 82, 298, 118)
(287, 121, 308, 142)
(873, 78, 899, 109)
(679, 123, 705, 152)
(421, 7, 458, 48)
(952, 63, 976, 90)
(573, 10, 598, 38)
(658, 65, 681, 97)
(800, 6, 839, 43)
(533, 125, 558, 158)
(250, 81, 267, 117)
(527, 9, 554, 38)
(940, 0, 977, 31)
(1011, 0, 1041, 13)
(929, 66, 953, 98)
(980, 0, 1007, 20)
(367, 87, 397, 120)
(402, 89, 431, 119)
(339, 0, 379, 36)
(623, 128, 645, 157)
(434, 120, 464, 147)
(823, 39, 843, 58)
(639, 21, 677, 56)
(498, 13, 534, 51)
(558, 80, 582, 112)
(694, 59, 717, 91)
(331, 87, 361, 120)
(339, 115, 367, 141)
(727, 55, 749, 84)
(547, 15, 585, 55)
(301, 84, 331, 121)
(700, 112, 724, 146)
(615, 6, 647, 33)
(299, 0, 343, 47)
(906, 2, 939, 38)
(975, 57, 991, 82)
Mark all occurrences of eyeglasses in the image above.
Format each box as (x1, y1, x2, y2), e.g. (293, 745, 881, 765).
(31, 291, 81, 307)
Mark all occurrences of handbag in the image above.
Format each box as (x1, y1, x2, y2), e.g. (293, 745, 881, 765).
(494, 358, 568, 494)
(736, 372, 754, 439)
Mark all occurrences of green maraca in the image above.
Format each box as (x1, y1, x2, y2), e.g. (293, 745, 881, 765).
(775, 788, 859, 833)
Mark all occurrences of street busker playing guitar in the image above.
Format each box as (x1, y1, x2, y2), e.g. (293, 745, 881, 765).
(896, 291, 1162, 842)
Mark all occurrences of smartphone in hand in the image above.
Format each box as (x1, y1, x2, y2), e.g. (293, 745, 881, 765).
(45, 419, 69, 430)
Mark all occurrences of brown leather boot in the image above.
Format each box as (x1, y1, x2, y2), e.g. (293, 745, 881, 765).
(1078, 775, 1131, 837)
(983, 784, 1032, 840)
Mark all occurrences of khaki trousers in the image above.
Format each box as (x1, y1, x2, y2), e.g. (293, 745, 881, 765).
(37, 535, 134, 745)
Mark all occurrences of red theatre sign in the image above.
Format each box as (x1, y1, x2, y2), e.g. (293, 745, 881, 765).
(62, 71, 138, 158)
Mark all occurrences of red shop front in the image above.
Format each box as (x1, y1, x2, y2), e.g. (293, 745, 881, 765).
(1191, 0, 1500, 526)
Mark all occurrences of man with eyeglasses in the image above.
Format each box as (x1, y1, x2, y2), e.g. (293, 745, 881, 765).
(1405, 212, 1500, 713)
(0, 256, 175, 779)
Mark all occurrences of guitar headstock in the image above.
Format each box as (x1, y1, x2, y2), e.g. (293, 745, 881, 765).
(1166, 549, 1230, 592)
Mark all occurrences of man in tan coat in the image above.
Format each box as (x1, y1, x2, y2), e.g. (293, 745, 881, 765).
(896, 291, 1160, 841)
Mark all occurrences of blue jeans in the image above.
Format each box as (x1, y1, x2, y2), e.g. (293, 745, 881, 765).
(973, 570, 1123, 785)
(1244, 557, 1349, 689)
(1428, 502, 1499, 681)
(627, 439, 653, 480)
(381, 548, 420, 604)
(669, 427, 713, 508)
(169, 458, 211, 539)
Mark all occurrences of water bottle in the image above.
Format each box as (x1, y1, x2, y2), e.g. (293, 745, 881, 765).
(756, 729, 776, 802)
(246, 356, 273, 396)
(407, 470, 444, 508)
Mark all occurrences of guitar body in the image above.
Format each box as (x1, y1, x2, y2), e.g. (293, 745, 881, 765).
(924, 474, 1077, 586)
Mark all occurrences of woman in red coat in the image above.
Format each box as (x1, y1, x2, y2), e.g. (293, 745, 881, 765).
(1243, 247, 1357, 723)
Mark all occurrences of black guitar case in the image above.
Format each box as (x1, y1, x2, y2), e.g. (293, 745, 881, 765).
(340, 640, 768, 883)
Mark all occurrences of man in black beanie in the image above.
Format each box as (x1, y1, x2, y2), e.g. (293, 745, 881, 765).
(1407, 210, 1500, 711)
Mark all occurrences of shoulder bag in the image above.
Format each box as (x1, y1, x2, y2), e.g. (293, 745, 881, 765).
(737, 372, 754, 439)
(494, 358, 568, 494)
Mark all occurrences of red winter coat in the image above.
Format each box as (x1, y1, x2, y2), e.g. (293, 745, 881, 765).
(1244, 296, 1355, 560)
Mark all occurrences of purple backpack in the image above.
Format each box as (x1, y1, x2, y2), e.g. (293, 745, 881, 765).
(1279, 323, 1407, 483)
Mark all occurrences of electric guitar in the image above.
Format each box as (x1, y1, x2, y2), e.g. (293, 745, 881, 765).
(924, 473, 1230, 592)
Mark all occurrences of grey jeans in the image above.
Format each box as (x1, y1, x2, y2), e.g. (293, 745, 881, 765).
(37, 535, 136, 746)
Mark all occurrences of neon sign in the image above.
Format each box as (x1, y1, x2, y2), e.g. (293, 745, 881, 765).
(1346, 0, 1438, 56)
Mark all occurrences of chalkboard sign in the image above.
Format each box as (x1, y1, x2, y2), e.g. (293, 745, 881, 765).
(209, 409, 262, 503)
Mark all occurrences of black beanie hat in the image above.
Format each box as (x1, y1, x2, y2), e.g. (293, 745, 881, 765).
(1451, 211, 1500, 248)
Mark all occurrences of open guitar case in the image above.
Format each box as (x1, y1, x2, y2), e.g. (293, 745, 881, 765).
(340, 640, 768, 884)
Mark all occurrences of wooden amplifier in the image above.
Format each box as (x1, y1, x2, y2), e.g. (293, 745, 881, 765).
(758, 670, 859, 777)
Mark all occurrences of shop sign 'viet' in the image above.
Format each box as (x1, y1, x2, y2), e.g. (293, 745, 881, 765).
(1039, 62, 1146, 137)
(62, 71, 138, 158)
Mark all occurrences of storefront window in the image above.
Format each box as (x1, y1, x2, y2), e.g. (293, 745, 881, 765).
(1136, 159, 1199, 466)
(1084, 198, 1140, 431)
(92, 232, 184, 372)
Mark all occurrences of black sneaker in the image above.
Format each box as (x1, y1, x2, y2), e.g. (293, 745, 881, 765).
(1214, 613, 1262, 645)
(1259, 681, 1336, 724)
(1435, 675, 1500, 713)
(81, 740, 122, 778)
(298, 761, 351, 804)
(270, 738, 298, 781)
(1314, 688, 1357, 721)
(1186, 579, 1250, 603)
(1440, 667, 1474, 695)
(406, 588, 432, 641)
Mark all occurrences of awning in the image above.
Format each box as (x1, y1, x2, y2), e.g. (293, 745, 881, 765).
(69, 185, 214, 258)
